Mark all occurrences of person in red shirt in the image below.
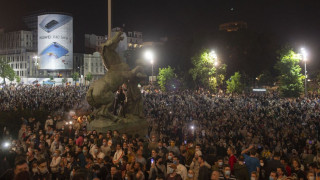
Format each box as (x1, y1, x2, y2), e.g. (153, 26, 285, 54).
(76, 133, 84, 146)
(227, 146, 237, 173)
(280, 157, 291, 176)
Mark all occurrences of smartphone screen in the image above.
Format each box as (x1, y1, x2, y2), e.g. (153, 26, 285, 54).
(151, 158, 154, 164)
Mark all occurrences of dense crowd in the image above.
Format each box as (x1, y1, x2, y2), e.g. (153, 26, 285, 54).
(1, 87, 320, 180)
(0, 85, 88, 111)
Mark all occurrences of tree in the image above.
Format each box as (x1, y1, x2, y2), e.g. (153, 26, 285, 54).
(16, 76, 21, 83)
(189, 49, 226, 91)
(62, 77, 67, 86)
(0, 59, 15, 84)
(71, 72, 79, 85)
(227, 72, 243, 94)
(158, 66, 176, 91)
(274, 47, 304, 97)
(86, 72, 93, 85)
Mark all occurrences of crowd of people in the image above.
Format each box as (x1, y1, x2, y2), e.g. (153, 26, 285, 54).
(0, 85, 88, 111)
(0, 86, 320, 180)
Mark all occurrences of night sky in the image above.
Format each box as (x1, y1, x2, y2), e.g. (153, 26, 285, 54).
(1, 0, 320, 71)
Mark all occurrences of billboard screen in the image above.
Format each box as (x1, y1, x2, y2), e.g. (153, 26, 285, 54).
(38, 14, 73, 70)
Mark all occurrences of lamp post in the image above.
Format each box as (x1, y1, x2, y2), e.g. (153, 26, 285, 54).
(145, 50, 154, 85)
(301, 48, 308, 97)
(33, 56, 40, 81)
(209, 50, 219, 88)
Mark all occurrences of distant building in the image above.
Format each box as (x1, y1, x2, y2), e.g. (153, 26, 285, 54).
(0, 30, 34, 54)
(127, 31, 143, 49)
(219, 21, 247, 32)
(0, 30, 36, 78)
(84, 52, 106, 80)
(84, 34, 107, 53)
(84, 27, 143, 64)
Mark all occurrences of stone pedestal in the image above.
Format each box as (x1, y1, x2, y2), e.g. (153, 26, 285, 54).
(87, 114, 148, 136)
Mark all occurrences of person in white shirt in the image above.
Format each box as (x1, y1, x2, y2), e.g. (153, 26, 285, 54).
(100, 139, 112, 157)
(91, 145, 105, 162)
(173, 156, 188, 180)
(44, 116, 53, 132)
(50, 150, 61, 180)
(113, 143, 124, 165)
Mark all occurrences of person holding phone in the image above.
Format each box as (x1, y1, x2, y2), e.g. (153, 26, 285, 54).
(149, 157, 166, 180)
(146, 149, 160, 176)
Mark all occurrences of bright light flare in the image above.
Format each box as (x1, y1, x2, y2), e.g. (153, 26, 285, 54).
(145, 50, 154, 64)
(301, 48, 308, 61)
(215, 61, 219, 67)
(3, 142, 10, 148)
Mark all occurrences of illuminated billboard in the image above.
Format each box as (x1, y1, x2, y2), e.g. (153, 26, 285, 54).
(38, 14, 73, 69)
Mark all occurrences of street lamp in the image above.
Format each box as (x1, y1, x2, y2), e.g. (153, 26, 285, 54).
(209, 51, 217, 64)
(301, 48, 308, 97)
(145, 50, 154, 84)
(33, 56, 40, 81)
(209, 50, 220, 88)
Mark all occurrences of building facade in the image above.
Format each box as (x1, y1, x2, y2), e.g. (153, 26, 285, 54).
(219, 21, 248, 32)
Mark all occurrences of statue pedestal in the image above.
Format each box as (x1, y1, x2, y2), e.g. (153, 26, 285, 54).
(87, 114, 148, 136)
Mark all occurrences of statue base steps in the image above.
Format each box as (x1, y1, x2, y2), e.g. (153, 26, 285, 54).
(87, 114, 148, 136)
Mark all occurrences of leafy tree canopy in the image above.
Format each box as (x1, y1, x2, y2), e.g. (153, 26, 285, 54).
(274, 47, 304, 97)
(227, 72, 243, 94)
(158, 66, 176, 91)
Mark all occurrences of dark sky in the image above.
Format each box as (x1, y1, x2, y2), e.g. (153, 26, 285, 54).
(1, 0, 320, 64)
(1, 0, 320, 37)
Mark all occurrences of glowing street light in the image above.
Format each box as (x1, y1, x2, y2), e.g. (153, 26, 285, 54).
(301, 48, 308, 97)
(145, 50, 154, 84)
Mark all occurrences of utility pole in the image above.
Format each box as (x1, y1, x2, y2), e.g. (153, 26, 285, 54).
(108, 0, 112, 38)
